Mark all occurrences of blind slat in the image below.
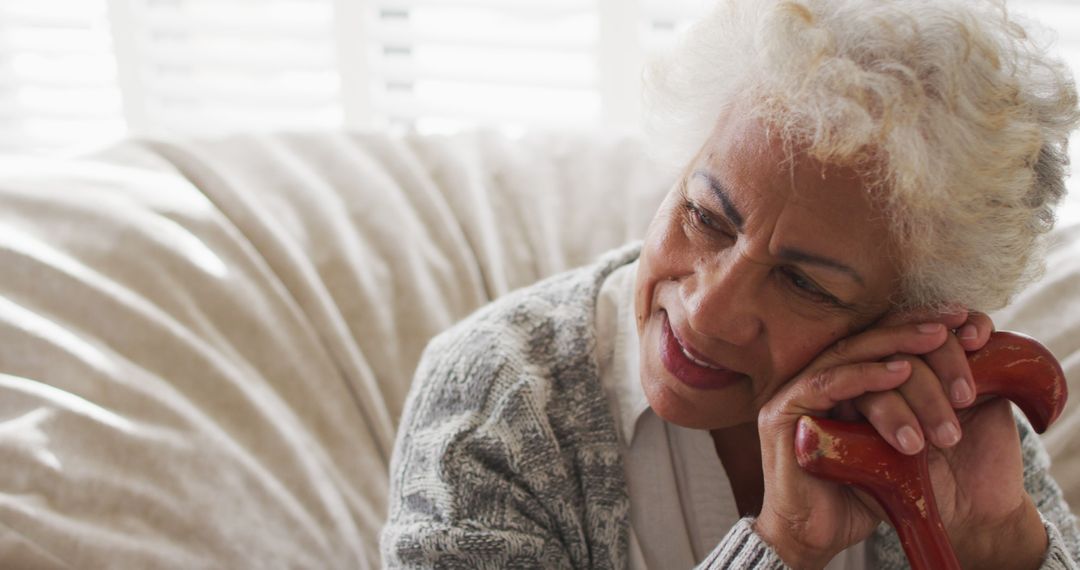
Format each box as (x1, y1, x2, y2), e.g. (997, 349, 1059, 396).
(374, 29, 594, 51)
(147, 45, 334, 69)
(377, 0, 590, 15)
(3, 0, 1080, 156)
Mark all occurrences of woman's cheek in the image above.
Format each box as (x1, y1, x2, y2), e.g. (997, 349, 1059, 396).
(769, 324, 848, 381)
(640, 217, 695, 298)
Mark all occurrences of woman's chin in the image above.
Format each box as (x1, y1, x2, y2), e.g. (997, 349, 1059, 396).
(638, 370, 753, 430)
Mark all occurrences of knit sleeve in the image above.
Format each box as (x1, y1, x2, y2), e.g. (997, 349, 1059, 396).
(694, 518, 789, 569)
(381, 305, 630, 570)
(381, 332, 574, 569)
(1018, 410, 1080, 569)
(870, 406, 1080, 569)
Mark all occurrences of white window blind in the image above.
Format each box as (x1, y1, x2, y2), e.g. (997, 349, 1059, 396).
(1, 0, 1080, 162)
(117, 0, 343, 137)
(368, 0, 600, 133)
(0, 0, 125, 153)
(638, 0, 706, 55)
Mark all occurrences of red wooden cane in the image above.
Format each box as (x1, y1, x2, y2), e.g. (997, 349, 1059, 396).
(795, 331, 1068, 570)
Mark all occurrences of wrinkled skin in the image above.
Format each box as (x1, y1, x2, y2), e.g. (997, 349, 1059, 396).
(633, 112, 1045, 568)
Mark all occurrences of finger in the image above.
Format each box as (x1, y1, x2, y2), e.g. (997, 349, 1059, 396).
(817, 323, 949, 371)
(891, 355, 963, 448)
(772, 360, 912, 419)
(955, 311, 995, 352)
(920, 332, 976, 408)
(935, 308, 971, 331)
(854, 390, 925, 454)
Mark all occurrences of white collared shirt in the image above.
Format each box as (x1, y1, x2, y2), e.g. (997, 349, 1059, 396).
(595, 260, 868, 569)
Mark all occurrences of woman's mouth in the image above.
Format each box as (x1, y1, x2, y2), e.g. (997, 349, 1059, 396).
(659, 311, 744, 390)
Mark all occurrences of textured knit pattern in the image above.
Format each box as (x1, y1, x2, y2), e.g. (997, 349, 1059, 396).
(382, 244, 1080, 569)
(698, 518, 787, 569)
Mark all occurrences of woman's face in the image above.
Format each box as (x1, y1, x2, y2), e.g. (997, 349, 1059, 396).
(634, 114, 903, 430)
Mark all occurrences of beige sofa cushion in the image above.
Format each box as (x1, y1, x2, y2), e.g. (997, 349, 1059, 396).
(0, 131, 1076, 567)
(0, 131, 668, 567)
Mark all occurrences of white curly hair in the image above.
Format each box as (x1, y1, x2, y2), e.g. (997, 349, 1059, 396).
(643, 0, 1079, 311)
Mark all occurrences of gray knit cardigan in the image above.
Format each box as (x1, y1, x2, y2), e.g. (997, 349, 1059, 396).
(382, 243, 1080, 569)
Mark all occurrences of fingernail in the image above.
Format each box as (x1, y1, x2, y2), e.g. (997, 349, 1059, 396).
(918, 323, 944, 334)
(886, 360, 909, 372)
(896, 425, 923, 454)
(951, 378, 973, 403)
(936, 422, 961, 447)
(958, 324, 977, 340)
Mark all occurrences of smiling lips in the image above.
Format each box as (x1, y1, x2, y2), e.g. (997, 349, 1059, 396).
(660, 311, 745, 390)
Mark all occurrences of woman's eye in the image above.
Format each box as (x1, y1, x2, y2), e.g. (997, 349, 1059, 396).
(789, 272, 817, 293)
(684, 201, 728, 235)
(693, 205, 716, 227)
(781, 267, 843, 306)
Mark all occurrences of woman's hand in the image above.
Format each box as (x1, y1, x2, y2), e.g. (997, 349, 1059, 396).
(753, 322, 956, 567)
(890, 358, 1047, 569)
(850, 310, 1048, 567)
(754, 312, 1047, 569)
(844, 309, 995, 453)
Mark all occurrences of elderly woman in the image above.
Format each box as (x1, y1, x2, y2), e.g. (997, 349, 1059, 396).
(381, 0, 1080, 568)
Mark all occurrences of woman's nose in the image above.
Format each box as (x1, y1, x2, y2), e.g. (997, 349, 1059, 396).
(680, 254, 764, 347)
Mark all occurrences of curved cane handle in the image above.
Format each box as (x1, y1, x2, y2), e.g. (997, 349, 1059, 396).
(965, 331, 1066, 433)
(795, 331, 1067, 570)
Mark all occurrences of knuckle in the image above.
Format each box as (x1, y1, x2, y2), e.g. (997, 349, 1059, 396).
(756, 406, 773, 428)
(804, 370, 836, 398)
(756, 405, 784, 432)
(855, 390, 886, 414)
(863, 401, 892, 425)
(859, 393, 910, 427)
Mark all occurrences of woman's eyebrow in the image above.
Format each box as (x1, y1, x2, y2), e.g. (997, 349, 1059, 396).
(692, 169, 865, 286)
(692, 170, 744, 231)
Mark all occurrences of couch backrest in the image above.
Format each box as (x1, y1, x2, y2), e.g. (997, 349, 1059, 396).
(0, 131, 670, 568)
(1, 131, 1077, 568)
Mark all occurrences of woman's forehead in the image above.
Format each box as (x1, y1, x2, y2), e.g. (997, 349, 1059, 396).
(692, 115, 899, 288)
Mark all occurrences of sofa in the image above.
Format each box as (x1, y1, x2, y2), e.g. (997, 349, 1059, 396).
(0, 131, 1077, 568)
